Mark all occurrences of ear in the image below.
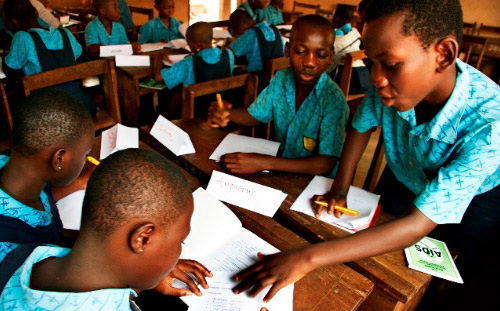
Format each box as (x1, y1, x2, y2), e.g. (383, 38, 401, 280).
(285, 41, 290, 57)
(129, 223, 155, 254)
(435, 37, 459, 73)
(50, 149, 66, 173)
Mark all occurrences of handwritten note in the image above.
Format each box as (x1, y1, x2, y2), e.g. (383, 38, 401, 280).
(115, 55, 150, 67)
(57, 190, 85, 230)
(150, 115, 195, 156)
(100, 123, 139, 160)
(209, 133, 280, 162)
(99, 44, 133, 57)
(206, 171, 287, 217)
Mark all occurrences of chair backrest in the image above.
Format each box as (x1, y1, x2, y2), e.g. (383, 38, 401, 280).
(339, 50, 368, 98)
(459, 34, 488, 69)
(478, 23, 500, 38)
(1, 82, 13, 142)
(181, 73, 258, 119)
(21, 59, 121, 132)
(463, 22, 477, 35)
(129, 6, 155, 42)
(318, 9, 334, 21)
(292, 1, 320, 14)
(261, 57, 290, 89)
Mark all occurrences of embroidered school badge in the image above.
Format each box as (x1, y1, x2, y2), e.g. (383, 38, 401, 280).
(303, 136, 316, 152)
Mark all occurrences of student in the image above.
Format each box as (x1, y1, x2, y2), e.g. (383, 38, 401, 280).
(263, 0, 283, 26)
(138, 0, 183, 44)
(0, 148, 212, 309)
(231, 1, 500, 310)
(327, 4, 369, 94)
(85, 0, 140, 59)
(0, 88, 95, 264)
(229, 9, 284, 73)
(237, 0, 269, 23)
(118, 0, 134, 31)
(208, 15, 348, 177)
(154, 22, 235, 119)
(2, 0, 96, 115)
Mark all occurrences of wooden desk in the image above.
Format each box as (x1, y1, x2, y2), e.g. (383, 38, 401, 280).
(139, 119, 433, 311)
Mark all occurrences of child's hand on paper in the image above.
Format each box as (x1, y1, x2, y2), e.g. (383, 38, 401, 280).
(131, 42, 141, 54)
(221, 153, 271, 174)
(312, 187, 348, 218)
(154, 259, 213, 296)
(207, 101, 232, 128)
(232, 250, 311, 302)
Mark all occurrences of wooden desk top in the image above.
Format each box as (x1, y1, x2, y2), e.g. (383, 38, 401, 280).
(139, 119, 432, 310)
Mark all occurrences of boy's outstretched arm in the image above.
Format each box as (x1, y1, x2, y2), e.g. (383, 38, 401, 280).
(233, 206, 437, 302)
(221, 153, 336, 176)
(207, 101, 261, 128)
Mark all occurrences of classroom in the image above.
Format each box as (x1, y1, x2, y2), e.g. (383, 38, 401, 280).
(0, 1, 499, 311)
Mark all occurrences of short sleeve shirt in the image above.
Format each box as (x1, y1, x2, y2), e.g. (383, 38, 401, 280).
(4, 27, 82, 75)
(352, 59, 500, 224)
(85, 17, 129, 47)
(237, 2, 266, 22)
(248, 68, 349, 176)
(0, 245, 136, 311)
(138, 16, 183, 44)
(263, 5, 283, 25)
(160, 48, 235, 89)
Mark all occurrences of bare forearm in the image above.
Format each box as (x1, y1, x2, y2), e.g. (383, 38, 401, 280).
(266, 155, 336, 176)
(228, 109, 261, 127)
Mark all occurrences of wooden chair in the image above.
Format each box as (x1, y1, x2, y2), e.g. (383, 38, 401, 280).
(478, 23, 500, 38)
(129, 6, 155, 42)
(21, 59, 121, 132)
(463, 22, 477, 35)
(339, 50, 368, 111)
(261, 57, 290, 89)
(459, 34, 489, 69)
(292, 1, 320, 14)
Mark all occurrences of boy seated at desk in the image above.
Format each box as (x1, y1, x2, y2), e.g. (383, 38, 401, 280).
(85, 0, 140, 59)
(264, 0, 284, 26)
(138, 0, 183, 45)
(228, 9, 284, 73)
(236, 0, 269, 23)
(0, 149, 212, 310)
(208, 15, 348, 177)
(154, 22, 235, 119)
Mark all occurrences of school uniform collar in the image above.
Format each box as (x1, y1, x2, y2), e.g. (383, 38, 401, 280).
(398, 59, 469, 144)
(96, 17, 117, 37)
(153, 16, 173, 30)
(286, 70, 329, 113)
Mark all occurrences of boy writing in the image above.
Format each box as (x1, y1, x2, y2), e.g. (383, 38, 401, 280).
(208, 15, 348, 177)
(232, 1, 500, 309)
(138, 0, 183, 44)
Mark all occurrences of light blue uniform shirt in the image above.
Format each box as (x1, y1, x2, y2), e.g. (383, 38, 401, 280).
(352, 59, 500, 224)
(4, 27, 81, 76)
(335, 23, 352, 36)
(264, 5, 283, 25)
(161, 48, 235, 89)
(248, 68, 348, 176)
(237, 2, 266, 22)
(0, 245, 136, 311)
(85, 17, 129, 47)
(138, 16, 182, 44)
(0, 156, 53, 263)
(230, 21, 277, 72)
(118, 0, 134, 30)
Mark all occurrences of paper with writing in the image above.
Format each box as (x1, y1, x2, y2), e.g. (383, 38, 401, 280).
(57, 190, 85, 230)
(290, 176, 380, 233)
(100, 123, 139, 160)
(206, 171, 287, 217)
(209, 133, 280, 162)
(115, 55, 150, 67)
(99, 44, 133, 57)
(150, 115, 195, 156)
(174, 188, 293, 311)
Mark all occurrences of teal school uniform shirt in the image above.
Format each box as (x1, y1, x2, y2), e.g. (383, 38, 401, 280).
(247, 68, 349, 176)
(0, 156, 53, 263)
(0, 245, 136, 311)
(4, 27, 81, 76)
(230, 21, 280, 72)
(264, 5, 283, 25)
(237, 2, 266, 22)
(118, 0, 134, 30)
(160, 48, 235, 89)
(352, 59, 500, 224)
(85, 17, 129, 47)
(138, 16, 182, 44)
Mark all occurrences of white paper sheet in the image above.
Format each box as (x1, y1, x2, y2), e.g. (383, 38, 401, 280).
(206, 171, 287, 218)
(115, 55, 150, 67)
(166, 38, 188, 49)
(276, 24, 293, 31)
(150, 115, 195, 156)
(99, 44, 133, 57)
(209, 133, 280, 162)
(290, 176, 381, 232)
(100, 123, 139, 160)
(162, 54, 189, 67)
(0, 57, 6, 79)
(178, 22, 188, 38)
(56, 190, 85, 230)
(140, 42, 168, 53)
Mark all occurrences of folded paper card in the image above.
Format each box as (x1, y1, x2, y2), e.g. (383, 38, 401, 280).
(100, 123, 139, 160)
(290, 176, 381, 233)
(57, 190, 85, 230)
(209, 133, 281, 162)
(150, 115, 195, 156)
(174, 188, 293, 311)
(206, 170, 287, 217)
(115, 55, 150, 67)
(99, 44, 133, 57)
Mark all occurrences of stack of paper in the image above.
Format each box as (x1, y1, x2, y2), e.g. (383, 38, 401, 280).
(209, 133, 280, 162)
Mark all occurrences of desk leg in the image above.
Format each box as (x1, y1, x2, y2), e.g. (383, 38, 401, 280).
(117, 70, 140, 127)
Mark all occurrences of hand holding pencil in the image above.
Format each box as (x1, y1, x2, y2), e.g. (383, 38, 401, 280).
(312, 187, 350, 218)
(207, 93, 232, 128)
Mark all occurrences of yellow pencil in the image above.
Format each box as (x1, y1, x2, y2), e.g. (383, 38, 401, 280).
(87, 156, 100, 166)
(313, 200, 359, 216)
(216, 93, 224, 109)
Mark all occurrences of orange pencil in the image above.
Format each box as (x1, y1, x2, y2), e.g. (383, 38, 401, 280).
(313, 200, 359, 216)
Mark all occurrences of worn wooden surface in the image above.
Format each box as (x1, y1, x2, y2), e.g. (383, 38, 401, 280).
(139, 119, 433, 311)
